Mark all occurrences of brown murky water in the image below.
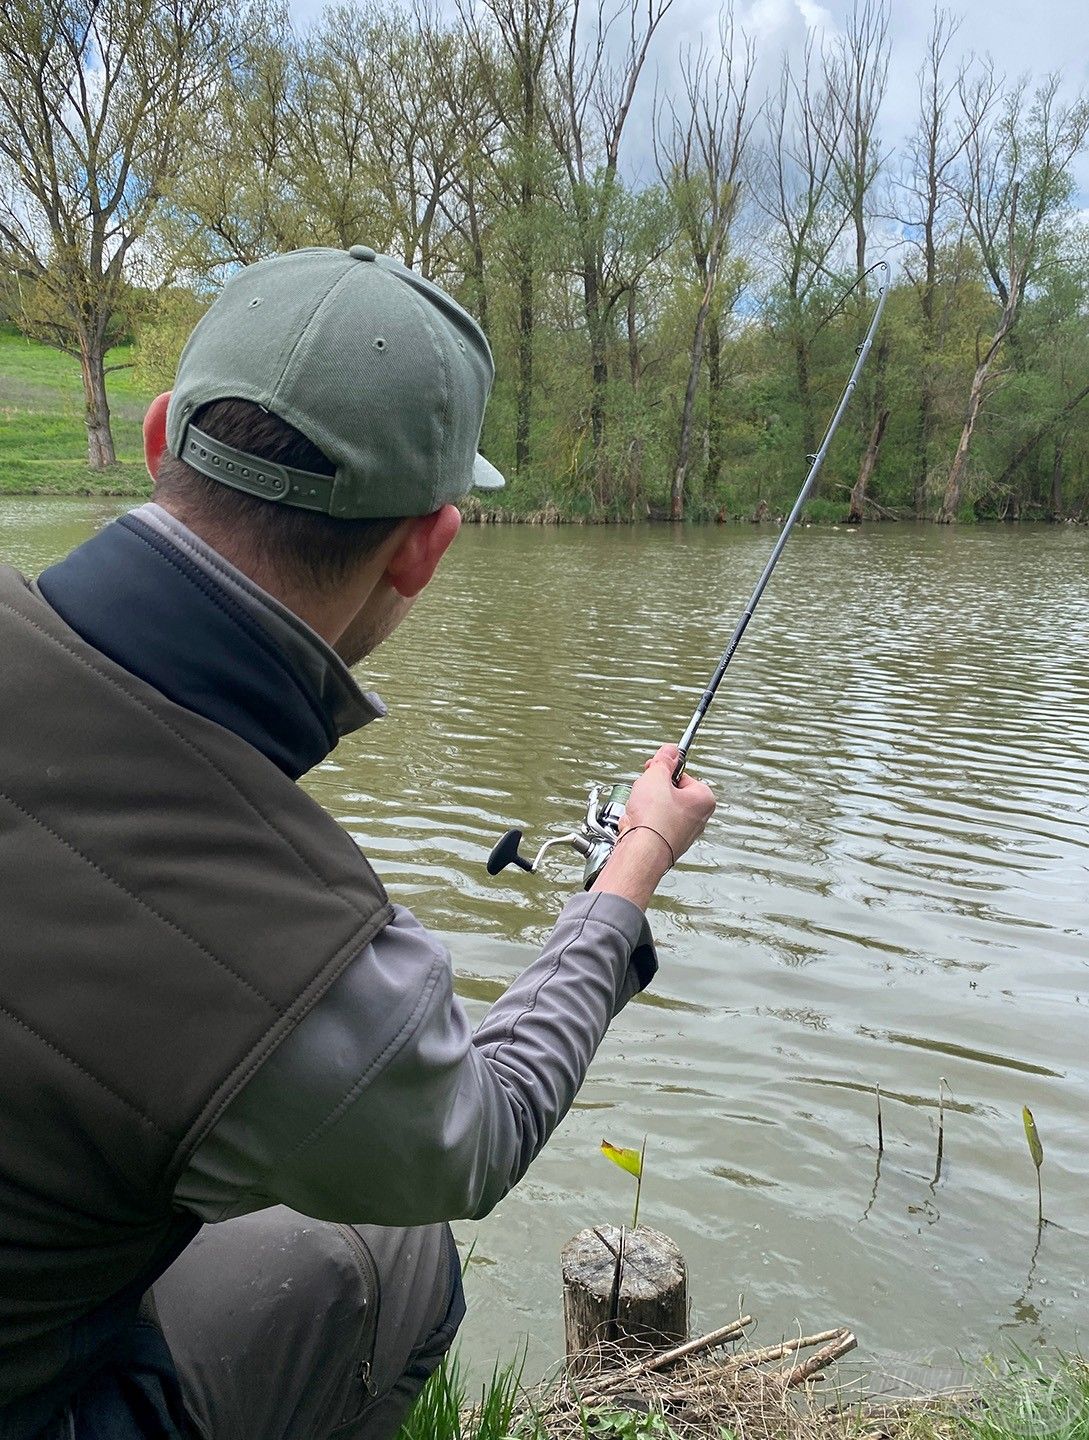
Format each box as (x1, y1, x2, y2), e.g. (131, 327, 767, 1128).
(4, 499, 1087, 1377)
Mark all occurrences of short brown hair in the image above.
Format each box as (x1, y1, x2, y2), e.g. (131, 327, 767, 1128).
(154, 399, 403, 590)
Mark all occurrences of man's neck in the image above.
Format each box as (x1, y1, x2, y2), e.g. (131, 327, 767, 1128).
(151, 498, 380, 654)
(36, 507, 385, 778)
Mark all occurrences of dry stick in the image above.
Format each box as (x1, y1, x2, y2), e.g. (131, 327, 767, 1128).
(933, 1077, 948, 1184)
(730, 1328, 846, 1370)
(876, 1084, 884, 1154)
(782, 1331, 858, 1387)
(581, 1318, 754, 1394)
(641, 1329, 856, 1408)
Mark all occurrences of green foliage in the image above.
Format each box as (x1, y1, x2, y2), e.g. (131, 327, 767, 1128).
(576, 1408, 682, 1440)
(1022, 1106, 1045, 1226)
(131, 290, 209, 395)
(3, 0, 1089, 515)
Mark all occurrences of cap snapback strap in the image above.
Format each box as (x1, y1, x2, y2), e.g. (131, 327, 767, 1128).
(181, 425, 337, 514)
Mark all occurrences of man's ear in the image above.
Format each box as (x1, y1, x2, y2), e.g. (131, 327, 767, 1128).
(143, 392, 171, 480)
(385, 504, 462, 598)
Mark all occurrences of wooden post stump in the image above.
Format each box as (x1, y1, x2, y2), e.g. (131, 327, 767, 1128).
(561, 1225, 687, 1373)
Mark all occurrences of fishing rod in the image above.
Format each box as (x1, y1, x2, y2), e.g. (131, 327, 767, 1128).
(487, 259, 890, 889)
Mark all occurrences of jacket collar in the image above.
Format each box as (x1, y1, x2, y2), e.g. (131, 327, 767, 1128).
(36, 505, 385, 779)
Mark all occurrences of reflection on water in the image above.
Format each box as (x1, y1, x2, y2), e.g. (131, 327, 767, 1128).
(3, 500, 1087, 1375)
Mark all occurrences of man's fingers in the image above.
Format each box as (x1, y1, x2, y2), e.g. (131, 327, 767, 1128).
(646, 744, 681, 771)
(672, 766, 711, 790)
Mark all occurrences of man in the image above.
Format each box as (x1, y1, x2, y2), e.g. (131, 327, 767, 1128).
(0, 245, 715, 1439)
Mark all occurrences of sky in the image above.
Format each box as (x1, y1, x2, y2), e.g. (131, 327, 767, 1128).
(286, 0, 1089, 207)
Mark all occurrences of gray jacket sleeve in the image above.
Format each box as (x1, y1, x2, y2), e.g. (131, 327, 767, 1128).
(174, 890, 657, 1226)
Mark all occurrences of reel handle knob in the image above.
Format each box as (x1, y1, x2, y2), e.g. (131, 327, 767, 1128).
(487, 828, 535, 876)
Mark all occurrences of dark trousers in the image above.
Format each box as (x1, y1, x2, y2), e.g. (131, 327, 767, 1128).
(149, 1208, 463, 1440)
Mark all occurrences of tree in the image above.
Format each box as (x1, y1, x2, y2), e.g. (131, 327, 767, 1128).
(458, 0, 566, 477)
(657, 13, 755, 520)
(938, 75, 1089, 521)
(818, 0, 891, 523)
(168, 2, 299, 270)
(755, 39, 849, 460)
(0, 0, 230, 467)
(896, 7, 978, 515)
(547, 0, 673, 496)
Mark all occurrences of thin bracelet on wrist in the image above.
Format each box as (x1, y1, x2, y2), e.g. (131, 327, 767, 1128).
(616, 824, 677, 870)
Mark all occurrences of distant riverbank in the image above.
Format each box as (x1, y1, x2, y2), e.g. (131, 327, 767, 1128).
(2, 330, 1083, 522)
(2, 475, 1084, 527)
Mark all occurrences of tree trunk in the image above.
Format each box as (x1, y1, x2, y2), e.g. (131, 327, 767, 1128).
(914, 375, 933, 518)
(938, 375, 983, 523)
(938, 297, 1018, 523)
(582, 257, 608, 506)
(672, 257, 722, 522)
(848, 336, 888, 523)
(627, 287, 644, 516)
(848, 406, 889, 522)
(466, 180, 489, 341)
(515, 217, 533, 474)
(79, 331, 117, 470)
(706, 313, 722, 494)
(794, 332, 815, 460)
(1049, 441, 1065, 520)
(562, 1225, 687, 1374)
(671, 279, 715, 522)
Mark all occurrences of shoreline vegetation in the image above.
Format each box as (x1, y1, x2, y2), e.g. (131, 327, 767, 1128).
(1, 330, 1084, 524)
(397, 1340, 1089, 1440)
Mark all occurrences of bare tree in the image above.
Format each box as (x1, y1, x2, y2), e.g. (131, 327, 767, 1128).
(938, 75, 1089, 521)
(817, 0, 891, 523)
(896, 8, 980, 515)
(657, 13, 755, 520)
(548, 0, 674, 493)
(0, 0, 231, 467)
(754, 39, 849, 459)
(821, 0, 889, 282)
(460, 0, 565, 475)
(435, 27, 505, 333)
(359, 8, 488, 278)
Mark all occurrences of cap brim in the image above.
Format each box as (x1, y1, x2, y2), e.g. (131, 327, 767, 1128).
(472, 453, 506, 491)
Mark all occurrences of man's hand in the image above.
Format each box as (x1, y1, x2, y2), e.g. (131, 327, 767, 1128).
(591, 745, 715, 911)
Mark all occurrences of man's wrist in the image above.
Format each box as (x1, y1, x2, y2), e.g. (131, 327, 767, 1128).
(590, 827, 671, 911)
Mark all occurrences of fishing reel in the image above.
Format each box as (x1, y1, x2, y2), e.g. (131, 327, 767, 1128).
(487, 782, 632, 890)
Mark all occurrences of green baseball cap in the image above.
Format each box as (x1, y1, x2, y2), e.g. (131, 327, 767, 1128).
(165, 245, 504, 519)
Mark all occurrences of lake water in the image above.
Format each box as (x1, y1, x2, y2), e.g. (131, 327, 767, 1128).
(3, 498, 1087, 1381)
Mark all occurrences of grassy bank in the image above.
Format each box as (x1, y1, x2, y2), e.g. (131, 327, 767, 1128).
(398, 1348, 1089, 1440)
(0, 328, 153, 497)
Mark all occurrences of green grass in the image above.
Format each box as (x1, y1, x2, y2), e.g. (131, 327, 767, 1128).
(0, 326, 153, 497)
(843, 1354, 1089, 1440)
(396, 1349, 531, 1440)
(951, 1354, 1089, 1440)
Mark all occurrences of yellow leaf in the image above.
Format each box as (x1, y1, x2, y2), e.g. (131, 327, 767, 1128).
(1023, 1107, 1044, 1171)
(600, 1139, 643, 1179)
